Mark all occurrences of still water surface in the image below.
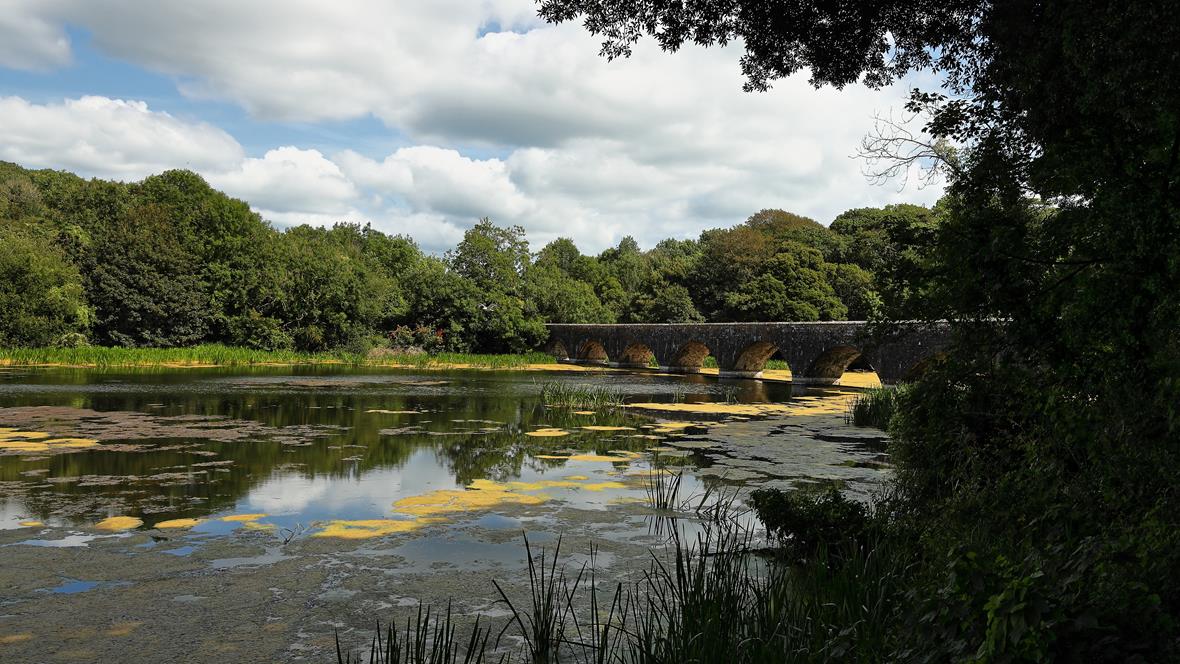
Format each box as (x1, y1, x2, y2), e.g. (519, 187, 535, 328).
(0, 366, 881, 534)
(0, 365, 889, 660)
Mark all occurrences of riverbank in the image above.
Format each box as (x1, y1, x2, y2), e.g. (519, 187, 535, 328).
(0, 345, 557, 370)
(0, 346, 882, 387)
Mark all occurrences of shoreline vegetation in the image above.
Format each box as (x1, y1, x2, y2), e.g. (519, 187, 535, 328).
(0, 345, 559, 370)
(0, 345, 882, 387)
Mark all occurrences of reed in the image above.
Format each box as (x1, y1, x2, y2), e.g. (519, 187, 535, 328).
(644, 458, 685, 512)
(537, 382, 625, 409)
(845, 386, 902, 429)
(338, 500, 904, 664)
(334, 602, 499, 664)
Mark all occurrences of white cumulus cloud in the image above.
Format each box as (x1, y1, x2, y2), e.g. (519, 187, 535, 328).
(0, 1, 946, 253)
(0, 95, 245, 179)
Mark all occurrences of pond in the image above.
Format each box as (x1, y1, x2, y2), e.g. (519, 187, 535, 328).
(0, 365, 889, 661)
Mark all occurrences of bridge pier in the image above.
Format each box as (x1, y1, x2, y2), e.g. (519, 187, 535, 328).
(718, 369, 764, 380)
(609, 361, 650, 370)
(659, 365, 704, 374)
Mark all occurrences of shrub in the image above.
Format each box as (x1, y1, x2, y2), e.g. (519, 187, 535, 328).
(749, 486, 869, 556)
(225, 311, 293, 351)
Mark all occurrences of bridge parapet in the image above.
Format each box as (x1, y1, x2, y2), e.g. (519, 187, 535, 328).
(542, 322, 949, 386)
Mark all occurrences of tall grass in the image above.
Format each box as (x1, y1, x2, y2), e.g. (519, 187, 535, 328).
(0, 345, 554, 370)
(644, 461, 685, 512)
(846, 386, 902, 429)
(338, 503, 905, 663)
(538, 382, 625, 409)
(334, 603, 500, 664)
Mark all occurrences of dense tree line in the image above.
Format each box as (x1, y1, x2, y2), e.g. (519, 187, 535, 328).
(0, 160, 928, 352)
(543, 0, 1180, 660)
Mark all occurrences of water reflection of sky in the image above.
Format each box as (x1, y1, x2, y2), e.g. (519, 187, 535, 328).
(0, 366, 874, 534)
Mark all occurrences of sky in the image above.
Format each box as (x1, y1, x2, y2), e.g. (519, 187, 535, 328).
(0, 0, 944, 254)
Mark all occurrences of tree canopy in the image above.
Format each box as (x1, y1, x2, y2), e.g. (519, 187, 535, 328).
(542, 0, 1180, 659)
(0, 161, 920, 355)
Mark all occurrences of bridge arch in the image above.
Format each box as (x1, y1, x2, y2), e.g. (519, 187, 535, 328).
(667, 340, 710, 372)
(802, 345, 864, 384)
(902, 351, 947, 381)
(544, 338, 570, 360)
(731, 340, 778, 374)
(575, 338, 609, 363)
(617, 342, 656, 368)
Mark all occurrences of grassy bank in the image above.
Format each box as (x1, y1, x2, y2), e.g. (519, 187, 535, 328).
(0, 345, 556, 370)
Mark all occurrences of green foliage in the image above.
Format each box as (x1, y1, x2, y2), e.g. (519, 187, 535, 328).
(1, 161, 929, 357)
(749, 486, 870, 555)
(0, 225, 90, 346)
(846, 386, 901, 429)
(225, 311, 292, 351)
(85, 202, 211, 347)
(541, 0, 1180, 661)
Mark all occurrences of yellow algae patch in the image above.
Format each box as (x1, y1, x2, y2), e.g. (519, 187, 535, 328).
(314, 518, 444, 539)
(835, 371, 881, 388)
(564, 475, 590, 481)
(502, 479, 582, 491)
(525, 428, 569, 437)
(394, 479, 548, 517)
(366, 409, 421, 414)
(627, 400, 865, 417)
(565, 452, 637, 463)
(580, 425, 636, 431)
(241, 521, 276, 531)
(44, 438, 99, 448)
(0, 633, 33, 645)
(95, 516, 142, 531)
(154, 518, 201, 529)
(0, 440, 49, 452)
(606, 496, 648, 506)
(573, 410, 596, 415)
(221, 513, 267, 522)
(0, 430, 50, 440)
(18, 520, 43, 527)
(629, 402, 776, 416)
(581, 481, 628, 491)
(626, 468, 678, 478)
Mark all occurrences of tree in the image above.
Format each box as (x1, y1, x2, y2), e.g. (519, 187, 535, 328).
(441, 220, 547, 352)
(543, 0, 1180, 659)
(0, 225, 90, 346)
(630, 280, 704, 323)
(274, 225, 393, 351)
(525, 263, 614, 324)
(85, 203, 211, 347)
(447, 218, 531, 296)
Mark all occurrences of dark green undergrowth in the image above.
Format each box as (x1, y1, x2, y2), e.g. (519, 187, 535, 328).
(845, 386, 902, 429)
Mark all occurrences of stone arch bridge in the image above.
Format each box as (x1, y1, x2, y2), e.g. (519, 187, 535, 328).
(543, 322, 949, 386)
